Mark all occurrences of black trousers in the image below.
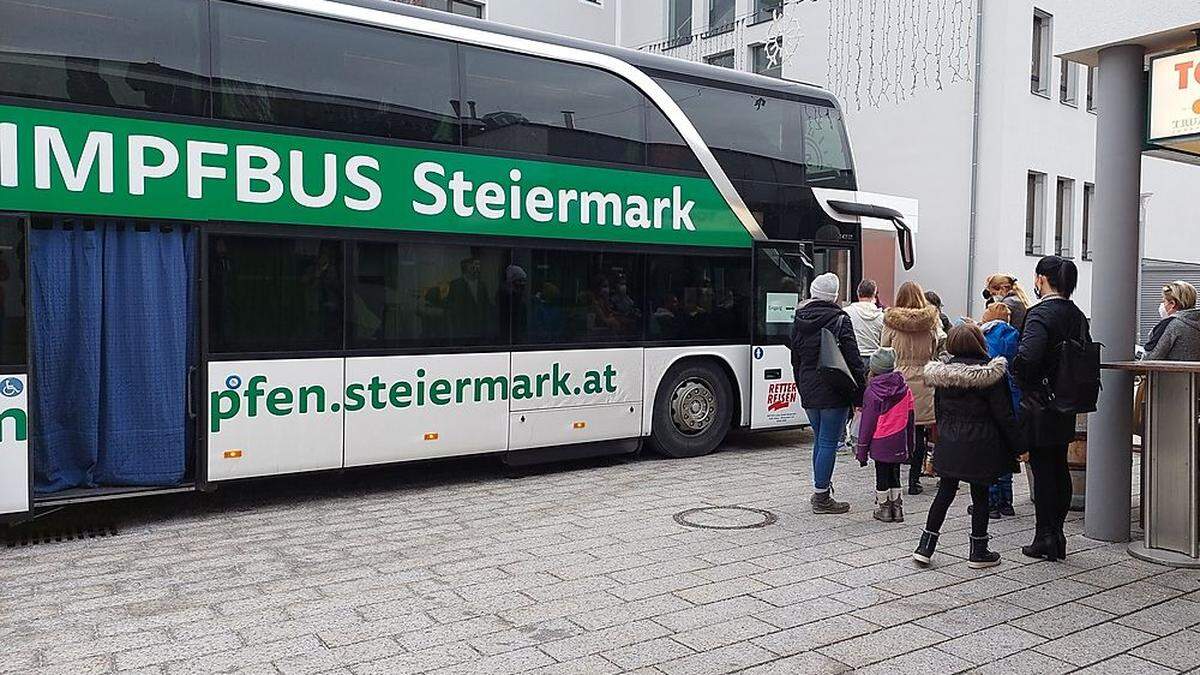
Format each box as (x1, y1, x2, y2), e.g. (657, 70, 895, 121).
(1029, 443, 1071, 534)
(924, 477, 991, 537)
(908, 425, 930, 484)
(874, 461, 901, 491)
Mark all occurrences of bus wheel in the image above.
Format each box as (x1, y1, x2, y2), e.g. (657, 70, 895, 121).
(650, 359, 733, 459)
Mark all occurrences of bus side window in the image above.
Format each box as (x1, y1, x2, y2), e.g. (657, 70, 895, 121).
(210, 1, 461, 145)
(349, 242, 508, 349)
(511, 249, 643, 345)
(209, 235, 344, 354)
(646, 255, 750, 342)
(0, 0, 210, 116)
(460, 47, 648, 166)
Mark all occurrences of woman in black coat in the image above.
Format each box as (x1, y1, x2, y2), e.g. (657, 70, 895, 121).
(1012, 256, 1090, 562)
(912, 324, 1021, 568)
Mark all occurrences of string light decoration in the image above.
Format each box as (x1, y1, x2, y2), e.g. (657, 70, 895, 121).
(827, 0, 977, 110)
(640, 0, 817, 73)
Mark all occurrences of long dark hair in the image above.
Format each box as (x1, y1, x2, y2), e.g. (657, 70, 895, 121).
(1035, 255, 1079, 298)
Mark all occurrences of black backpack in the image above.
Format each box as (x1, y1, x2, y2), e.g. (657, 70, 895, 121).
(1046, 313, 1101, 414)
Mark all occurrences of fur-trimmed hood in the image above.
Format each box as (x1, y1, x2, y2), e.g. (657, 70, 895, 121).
(883, 305, 939, 332)
(923, 357, 1008, 389)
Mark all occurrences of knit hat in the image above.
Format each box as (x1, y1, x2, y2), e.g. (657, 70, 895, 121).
(810, 272, 840, 303)
(869, 347, 897, 375)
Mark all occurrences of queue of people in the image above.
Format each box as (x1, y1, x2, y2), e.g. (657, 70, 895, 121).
(790, 255, 1100, 568)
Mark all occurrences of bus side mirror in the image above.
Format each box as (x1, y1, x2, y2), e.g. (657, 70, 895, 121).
(894, 217, 914, 271)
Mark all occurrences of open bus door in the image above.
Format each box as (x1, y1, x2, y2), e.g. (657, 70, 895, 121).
(750, 241, 812, 429)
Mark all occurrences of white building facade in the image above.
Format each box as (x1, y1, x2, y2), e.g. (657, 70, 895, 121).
(412, 0, 1200, 321)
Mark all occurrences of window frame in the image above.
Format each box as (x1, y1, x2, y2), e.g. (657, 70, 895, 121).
(1082, 182, 1094, 261)
(705, 51, 735, 69)
(1059, 59, 1078, 107)
(1086, 65, 1097, 113)
(1031, 9, 1052, 97)
(751, 42, 784, 79)
(1055, 176, 1075, 259)
(1026, 171, 1047, 257)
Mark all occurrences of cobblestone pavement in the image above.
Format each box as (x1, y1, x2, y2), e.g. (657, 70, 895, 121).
(2, 431, 1196, 674)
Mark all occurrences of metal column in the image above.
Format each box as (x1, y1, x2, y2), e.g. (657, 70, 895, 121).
(1085, 44, 1146, 543)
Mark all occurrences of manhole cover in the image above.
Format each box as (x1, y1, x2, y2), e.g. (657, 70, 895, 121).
(673, 506, 777, 530)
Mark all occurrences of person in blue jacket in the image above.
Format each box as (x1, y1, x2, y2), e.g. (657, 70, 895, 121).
(979, 302, 1022, 518)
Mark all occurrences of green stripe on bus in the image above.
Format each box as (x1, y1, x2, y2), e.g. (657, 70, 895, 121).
(0, 104, 752, 248)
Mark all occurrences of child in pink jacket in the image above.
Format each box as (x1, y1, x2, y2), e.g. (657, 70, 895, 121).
(856, 348, 916, 523)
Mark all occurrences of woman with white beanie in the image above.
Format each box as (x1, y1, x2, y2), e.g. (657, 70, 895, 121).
(790, 272, 867, 514)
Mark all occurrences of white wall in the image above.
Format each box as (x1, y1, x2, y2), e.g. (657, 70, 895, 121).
(482, 0, 621, 44)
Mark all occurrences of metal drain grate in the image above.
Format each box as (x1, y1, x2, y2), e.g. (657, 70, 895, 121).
(673, 506, 777, 530)
(3, 525, 119, 548)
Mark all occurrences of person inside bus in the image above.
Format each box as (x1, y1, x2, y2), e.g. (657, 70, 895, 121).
(651, 293, 681, 338)
(447, 256, 493, 341)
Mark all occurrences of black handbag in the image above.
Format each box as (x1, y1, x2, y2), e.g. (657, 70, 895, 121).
(818, 315, 858, 400)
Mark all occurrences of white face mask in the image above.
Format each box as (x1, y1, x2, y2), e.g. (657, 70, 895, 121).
(1159, 302, 1170, 319)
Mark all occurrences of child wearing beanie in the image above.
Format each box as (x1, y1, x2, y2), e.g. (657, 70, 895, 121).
(856, 348, 916, 522)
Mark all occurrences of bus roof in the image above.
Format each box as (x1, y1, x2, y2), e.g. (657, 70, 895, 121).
(325, 0, 841, 107)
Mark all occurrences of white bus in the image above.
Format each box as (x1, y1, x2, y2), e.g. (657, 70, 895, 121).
(0, 0, 913, 518)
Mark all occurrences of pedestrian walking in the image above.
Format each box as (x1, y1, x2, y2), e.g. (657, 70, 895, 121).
(983, 273, 1031, 332)
(1012, 256, 1094, 562)
(791, 272, 867, 514)
(1145, 281, 1196, 353)
(1145, 281, 1200, 361)
(979, 302, 1022, 518)
(855, 348, 915, 523)
(847, 280, 886, 358)
(912, 324, 1021, 569)
(881, 281, 939, 495)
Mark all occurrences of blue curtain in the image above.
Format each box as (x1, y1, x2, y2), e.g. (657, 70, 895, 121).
(30, 225, 102, 493)
(31, 220, 194, 493)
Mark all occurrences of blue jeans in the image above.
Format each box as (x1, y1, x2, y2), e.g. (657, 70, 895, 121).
(806, 407, 850, 492)
(990, 472, 1014, 507)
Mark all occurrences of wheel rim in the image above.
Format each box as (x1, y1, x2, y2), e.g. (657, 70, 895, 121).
(670, 377, 717, 437)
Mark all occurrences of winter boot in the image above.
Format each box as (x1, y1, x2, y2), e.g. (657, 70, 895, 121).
(1021, 528, 1061, 562)
(912, 530, 938, 566)
(968, 535, 1001, 569)
(890, 489, 905, 523)
(811, 489, 850, 515)
(873, 491, 894, 522)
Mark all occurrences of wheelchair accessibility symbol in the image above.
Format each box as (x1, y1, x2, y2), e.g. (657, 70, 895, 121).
(0, 377, 23, 398)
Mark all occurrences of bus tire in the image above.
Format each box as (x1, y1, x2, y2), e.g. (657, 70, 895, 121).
(650, 359, 734, 459)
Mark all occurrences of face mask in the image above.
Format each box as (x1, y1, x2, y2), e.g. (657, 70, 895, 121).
(1033, 284, 1043, 300)
(1159, 302, 1170, 319)
(992, 294, 1006, 304)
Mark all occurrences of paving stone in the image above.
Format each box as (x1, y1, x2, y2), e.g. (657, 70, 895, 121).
(1116, 597, 1200, 636)
(751, 614, 878, 657)
(656, 640, 776, 675)
(599, 636, 694, 670)
(970, 649, 1075, 674)
(1008, 601, 1118, 640)
(738, 651, 851, 674)
(1129, 628, 1200, 671)
(937, 624, 1046, 665)
(851, 646, 973, 675)
(539, 620, 670, 661)
(671, 616, 776, 652)
(816, 622, 946, 668)
(913, 599, 1031, 638)
(1074, 653, 1180, 674)
(1001, 578, 1099, 611)
(1034, 621, 1157, 667)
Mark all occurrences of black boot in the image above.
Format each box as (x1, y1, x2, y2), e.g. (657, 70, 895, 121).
(968, 535, 1001, 569)
(912, 530, 938, 566)
(1055, 515, 1068, 560)
(1021, 528, 1061, 562)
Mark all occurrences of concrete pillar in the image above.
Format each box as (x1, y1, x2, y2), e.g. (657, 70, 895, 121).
(1085, 44, 1145, 543)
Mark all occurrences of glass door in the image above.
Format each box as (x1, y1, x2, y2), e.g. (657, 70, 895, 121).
(751, 241, 812, 429)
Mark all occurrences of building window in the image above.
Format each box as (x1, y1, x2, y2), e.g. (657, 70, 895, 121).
(1026, 171, 1047, 256)
(751, 42, 783, 79)
(1059, 59, 1078, 106)
(709, 0, 735, 32)
(1055, 177, 1075, 258)
(705, 51, 734, 69)
(1082, 182, 1094, 260)
(1031, 10, 1052, 96)
(413, 0, 484, 18)
(668, 0, 692, 42)
(751, 0, 784, 24)
(1086, 65, 1096, 112)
